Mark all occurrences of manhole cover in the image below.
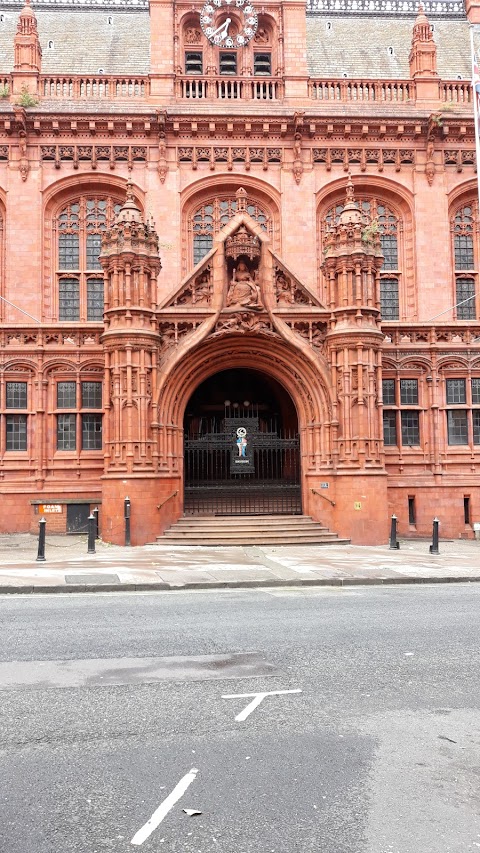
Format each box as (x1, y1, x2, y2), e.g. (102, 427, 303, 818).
(65, 573, 120, 585)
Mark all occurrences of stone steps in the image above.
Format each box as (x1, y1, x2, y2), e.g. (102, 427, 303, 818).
(159, 515, 350, 546)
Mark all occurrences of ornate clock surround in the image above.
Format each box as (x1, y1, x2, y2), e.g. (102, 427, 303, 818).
(200, 0, 259, 47)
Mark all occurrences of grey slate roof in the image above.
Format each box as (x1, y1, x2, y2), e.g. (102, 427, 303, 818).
(0, 3, 470, 79)
(306, 16, 471, 79)
(0, 8, 150, 74)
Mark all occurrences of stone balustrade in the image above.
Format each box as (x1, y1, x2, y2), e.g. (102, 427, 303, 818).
(41, 76, 149, 99)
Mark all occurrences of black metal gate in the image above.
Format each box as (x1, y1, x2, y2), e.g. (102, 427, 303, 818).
(184, 415, 301, 516)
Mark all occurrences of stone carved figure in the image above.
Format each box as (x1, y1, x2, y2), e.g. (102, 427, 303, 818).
(275, 271, 293, 305)
(185, 27, 202, 43)
(194, 270, 211, 305)
(226, 261, 262, 311)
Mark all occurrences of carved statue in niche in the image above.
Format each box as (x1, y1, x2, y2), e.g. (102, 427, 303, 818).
(176, 269, 212, 307)
(226, 260, 262, 312)
(185, 27, 202, 43)
(311, 324, 326, 349)
(254, 26, 269, 44)
(194, 270, 211, 305)
(275, 271, 293, 305)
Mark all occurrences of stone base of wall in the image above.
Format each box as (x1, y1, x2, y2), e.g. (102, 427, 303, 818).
(387, 485, 480, 540)
(101, 475, 182, 545)
(0, 479, 478, 545)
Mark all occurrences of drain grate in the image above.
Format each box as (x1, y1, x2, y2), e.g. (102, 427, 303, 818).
(65, 573, 120, 585)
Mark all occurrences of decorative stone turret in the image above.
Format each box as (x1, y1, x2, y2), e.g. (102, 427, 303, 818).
(100, 182, 163, 545)
(409, 3, 437, 78)
(12, 0, 41, 96)
(408, 4, 439, 103)
(322, 177, 384, 325)
(322, 177, 388, 544)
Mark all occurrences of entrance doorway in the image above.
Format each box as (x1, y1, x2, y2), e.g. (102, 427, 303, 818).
(183, 369, 301, 515)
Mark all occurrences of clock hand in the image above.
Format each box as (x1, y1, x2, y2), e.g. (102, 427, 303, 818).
(212, 16, 231, 36)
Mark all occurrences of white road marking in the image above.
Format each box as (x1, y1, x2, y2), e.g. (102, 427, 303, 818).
(222, 688, 302, 721)
(130, 767, 198, 846)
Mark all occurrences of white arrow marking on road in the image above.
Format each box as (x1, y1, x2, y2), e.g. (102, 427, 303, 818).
(222, 689, 302, 721)
(130, 767, 198, 846)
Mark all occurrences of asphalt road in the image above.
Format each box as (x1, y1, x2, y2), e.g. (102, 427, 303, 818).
(1, 584, 479, 853)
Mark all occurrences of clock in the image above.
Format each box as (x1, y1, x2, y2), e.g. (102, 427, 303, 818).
(200, 0, 258, 47)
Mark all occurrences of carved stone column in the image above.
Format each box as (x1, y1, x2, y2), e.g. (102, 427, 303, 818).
(99, 183, 163, 545)
(322, 177, 388, 544)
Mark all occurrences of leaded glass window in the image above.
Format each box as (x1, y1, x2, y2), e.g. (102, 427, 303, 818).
(452, 204, 478, 320)
(447, 410, 468, 445)
(57, 413, 76, 450)
(82, 414, 102, 449)
(383, 411, 397, 446)
(57, 381, 76, 408)
(87, 278, 104, 322)
(81, 382, 102, 409)
(56, 196, 121, 322)
(401, 411, 420, 446)
(453, 206, 475, 270)
(6, 415, 27, 451)
(382, 379, 396, 406)
(59, 278, 80, 322)
(456, 278, 476, 320)
(55, 380, 103, 452)
(473, 410, 480, 445)
(6, 382, 27, 409)
(400, 379, 418, 406)
(380, 279, 399, 320)
(190, 195, 271, 267)
(446, 379, 466, 405)
(472, 378, 480, 405)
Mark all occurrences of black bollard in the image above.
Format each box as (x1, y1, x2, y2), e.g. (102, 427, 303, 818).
(429, 517, 440, 554)
(124, 496, 131, 547)
(36, 517, 46, 562)
(87, 513, 96, 554)
(389, 514, 400, 550)
(93, 506, 99, 540)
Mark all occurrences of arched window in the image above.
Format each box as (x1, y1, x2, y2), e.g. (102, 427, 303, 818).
(323, 196, 401, 320)
(452, 203, 477, 320)
(55, 195, 121, 322)
(189, 194, 272, 267)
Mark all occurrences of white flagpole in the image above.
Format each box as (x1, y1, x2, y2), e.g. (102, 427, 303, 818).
(469, 25, 480, 209)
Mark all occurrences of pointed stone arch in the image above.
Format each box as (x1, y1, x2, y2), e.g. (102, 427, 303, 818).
(154, 332, 334, 522)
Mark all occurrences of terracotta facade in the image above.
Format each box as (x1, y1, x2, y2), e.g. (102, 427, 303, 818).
(0, 0, 479, 544)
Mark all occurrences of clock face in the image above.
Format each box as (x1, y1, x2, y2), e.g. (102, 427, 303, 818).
(200, 0, 258, 47)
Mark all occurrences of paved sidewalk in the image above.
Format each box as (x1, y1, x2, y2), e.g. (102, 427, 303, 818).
(0, 532, 479, 593)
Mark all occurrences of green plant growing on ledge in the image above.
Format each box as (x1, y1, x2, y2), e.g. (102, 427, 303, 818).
(17, 86, 38, 108)
(361, 219, 379, 244)
(0, 85, 9, 99)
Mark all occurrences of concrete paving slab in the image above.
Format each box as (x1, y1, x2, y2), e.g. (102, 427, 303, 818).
(0, 533, 479, 593)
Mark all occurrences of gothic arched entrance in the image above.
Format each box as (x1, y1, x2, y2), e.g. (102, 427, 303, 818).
(183, 368, 301, 515)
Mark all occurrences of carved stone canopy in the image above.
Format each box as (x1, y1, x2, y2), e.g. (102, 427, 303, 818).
(225, 225, 261, 262)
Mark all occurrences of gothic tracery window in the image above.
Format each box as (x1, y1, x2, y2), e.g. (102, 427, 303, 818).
(323, 197, 401, 320)
(56, 196, 121, 322)
(452, 203, 477, 320)
(190, 195, 272, 267)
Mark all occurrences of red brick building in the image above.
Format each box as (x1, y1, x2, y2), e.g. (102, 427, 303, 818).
(0, 0, 479, 544)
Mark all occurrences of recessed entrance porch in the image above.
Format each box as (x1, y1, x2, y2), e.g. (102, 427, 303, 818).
(183, 368, 301, 516)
